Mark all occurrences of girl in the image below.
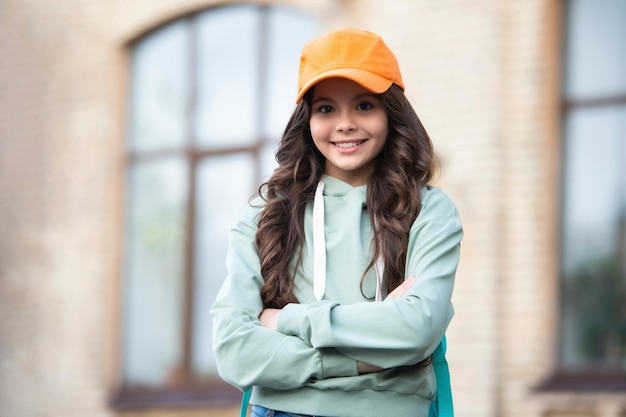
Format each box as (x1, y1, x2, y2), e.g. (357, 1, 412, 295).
(211, 28, 463, 417)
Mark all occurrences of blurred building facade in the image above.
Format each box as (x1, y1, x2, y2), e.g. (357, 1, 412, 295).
(0, 0, 624, 417)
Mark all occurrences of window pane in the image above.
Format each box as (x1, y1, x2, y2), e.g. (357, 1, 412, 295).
(264, 9, 318, 140)
(192, 154, 256, 377)
(123, 157, 188, 385)
(565, 0, 626, 99)
(130, 22, 190, 152)
(195, 6, 259, 148)
(259, 141, 278, 183)
(561, 105, 626, 368)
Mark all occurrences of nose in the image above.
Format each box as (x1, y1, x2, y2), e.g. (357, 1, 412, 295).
(336, 111, 356, 132)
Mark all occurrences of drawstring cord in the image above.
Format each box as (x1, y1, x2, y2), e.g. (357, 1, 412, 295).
(313, 180, 327, 301)
(313, 179, 385, 301)
(374, 253, 385, 302)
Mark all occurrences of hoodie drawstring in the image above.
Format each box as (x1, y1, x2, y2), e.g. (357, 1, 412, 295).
(313, 179, 384, 301)
(313, 180, 327, 301)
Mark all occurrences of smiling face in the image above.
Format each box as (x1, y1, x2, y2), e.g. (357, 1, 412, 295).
(309, 78, 388, 186)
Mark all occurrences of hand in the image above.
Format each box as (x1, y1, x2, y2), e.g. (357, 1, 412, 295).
(259, 308, 281, 331)
(357, 361, 383, 374)
(386, 274, 416, 299)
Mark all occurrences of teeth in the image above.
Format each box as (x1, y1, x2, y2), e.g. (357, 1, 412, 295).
(335, 141, 363, 148)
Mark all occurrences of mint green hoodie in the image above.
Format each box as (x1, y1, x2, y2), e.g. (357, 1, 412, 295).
(211, 175, 463, 417)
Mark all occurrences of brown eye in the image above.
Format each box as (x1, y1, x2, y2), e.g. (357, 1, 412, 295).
(317, 105, 334, 114)
(357, 102, 374, 111)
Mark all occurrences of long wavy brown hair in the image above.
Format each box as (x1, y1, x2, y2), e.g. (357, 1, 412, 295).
(256, 84, 436, 309)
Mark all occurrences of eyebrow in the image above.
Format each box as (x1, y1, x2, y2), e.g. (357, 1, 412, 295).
(311, 92, 377, 105)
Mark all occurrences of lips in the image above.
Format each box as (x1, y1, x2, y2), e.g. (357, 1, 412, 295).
(333, 140, 366, 149)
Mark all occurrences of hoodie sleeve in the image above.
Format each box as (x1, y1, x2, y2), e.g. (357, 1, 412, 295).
(211, 203, 358, 391)
(276, 187, 463, 369)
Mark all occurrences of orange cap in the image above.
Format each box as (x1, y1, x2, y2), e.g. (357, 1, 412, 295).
(296, 28, 404, 103)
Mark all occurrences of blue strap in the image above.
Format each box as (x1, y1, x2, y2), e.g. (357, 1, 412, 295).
(240, 388, 251, 417)
(429, 335, 454, 417)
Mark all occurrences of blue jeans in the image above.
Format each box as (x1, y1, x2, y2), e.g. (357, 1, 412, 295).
(250, 405, 317, 417)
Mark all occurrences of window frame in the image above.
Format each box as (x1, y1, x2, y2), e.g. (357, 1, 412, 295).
(111, 4, 314, 409)
(538, 0, 626, 393)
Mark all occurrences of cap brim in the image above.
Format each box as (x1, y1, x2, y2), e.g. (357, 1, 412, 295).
(296, 68, 393, 103)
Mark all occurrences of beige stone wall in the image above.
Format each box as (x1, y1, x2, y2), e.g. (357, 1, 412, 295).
(0, 1, 121, 416)
(1, 0, 625, 417)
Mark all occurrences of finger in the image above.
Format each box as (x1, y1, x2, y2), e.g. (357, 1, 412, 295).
(387, 275, 416, 299)
(387, 280, 409, 298)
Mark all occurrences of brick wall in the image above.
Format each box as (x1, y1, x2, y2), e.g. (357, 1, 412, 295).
(0, 1, 119, 416)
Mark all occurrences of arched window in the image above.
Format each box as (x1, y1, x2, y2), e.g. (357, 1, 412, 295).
(115, 4, 317, 407)
(556, 0, 626, 390)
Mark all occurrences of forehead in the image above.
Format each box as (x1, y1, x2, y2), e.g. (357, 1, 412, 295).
(311, 77, 372, 100)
